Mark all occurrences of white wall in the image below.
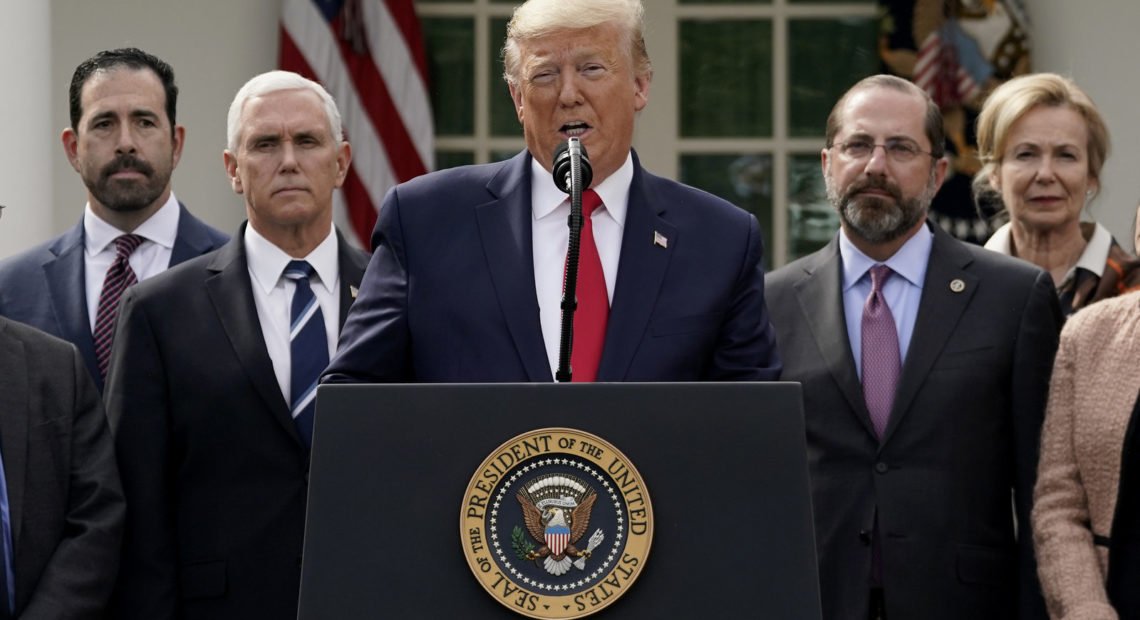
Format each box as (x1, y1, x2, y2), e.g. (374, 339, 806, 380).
(47, 0, 280, 251)
(0, 1, 1134, 260)
(0, 2, 53, 256)
(1032, 0, 1140, 247)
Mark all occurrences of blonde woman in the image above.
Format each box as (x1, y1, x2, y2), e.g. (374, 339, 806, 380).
(974, 73, 1140, 316)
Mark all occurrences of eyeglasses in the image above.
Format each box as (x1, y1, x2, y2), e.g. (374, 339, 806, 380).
(831, 138, 935, 163)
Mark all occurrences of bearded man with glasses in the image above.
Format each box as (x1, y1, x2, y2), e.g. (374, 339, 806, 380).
(765, 74, 1059, 620)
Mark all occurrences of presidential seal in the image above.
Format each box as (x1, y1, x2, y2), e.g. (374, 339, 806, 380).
(461, 428, 653, 619)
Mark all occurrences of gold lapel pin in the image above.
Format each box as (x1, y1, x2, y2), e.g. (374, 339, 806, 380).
(653, 230, 668, 249)
(949, 278, 965, 293)
(350, 285, 359, 299)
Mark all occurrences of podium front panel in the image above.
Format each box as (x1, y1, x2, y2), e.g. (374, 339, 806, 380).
(299, 382, 820, 619)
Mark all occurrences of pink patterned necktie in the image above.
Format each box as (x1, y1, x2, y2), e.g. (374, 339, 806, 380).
(94, 234, 145, 378)
(861, 264, 900, 439)
(568, 190, 608, 382)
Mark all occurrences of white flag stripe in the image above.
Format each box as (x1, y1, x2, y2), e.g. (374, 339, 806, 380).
(362, 0, 434, 168)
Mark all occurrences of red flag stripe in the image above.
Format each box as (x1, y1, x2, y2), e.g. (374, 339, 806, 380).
(342, 166, 380, 248)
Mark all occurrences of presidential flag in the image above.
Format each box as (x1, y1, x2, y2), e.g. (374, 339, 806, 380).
(280, 0, 434, 248)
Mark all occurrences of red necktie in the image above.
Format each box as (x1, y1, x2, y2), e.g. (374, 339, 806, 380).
(570, 190, 608, 382)
(94, 234, 145, 378)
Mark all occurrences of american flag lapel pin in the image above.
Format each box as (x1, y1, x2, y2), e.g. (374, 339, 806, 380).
(653, 230, 668, 249)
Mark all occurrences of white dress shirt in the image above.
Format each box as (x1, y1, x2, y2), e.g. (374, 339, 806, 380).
(839, 223, 933, 379)
(83, 192, 181, 331)
(531, 153, 633, 375)
(244, 224, 341, 404)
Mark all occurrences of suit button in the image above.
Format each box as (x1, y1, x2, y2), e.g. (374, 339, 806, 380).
(859, 530, 872, 545)
(874, 462, 888, 474)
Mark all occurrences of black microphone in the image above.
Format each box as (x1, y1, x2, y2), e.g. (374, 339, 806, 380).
(551, 138, 593, 194)
(551, 137, 592, 382)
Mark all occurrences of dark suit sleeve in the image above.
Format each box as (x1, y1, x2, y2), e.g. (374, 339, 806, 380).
(19, 345, 125, 620)
(1010, 270, 1061, 619)
(323, 188, 413, 383)
(105, 289, 179, 619)
(707, 213, 782, 381)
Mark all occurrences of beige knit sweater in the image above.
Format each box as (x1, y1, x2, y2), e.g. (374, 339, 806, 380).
(1033, 291, 1140, 620)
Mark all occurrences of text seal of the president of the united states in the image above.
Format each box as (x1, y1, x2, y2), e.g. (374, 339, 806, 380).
(461, 428, 653, 618)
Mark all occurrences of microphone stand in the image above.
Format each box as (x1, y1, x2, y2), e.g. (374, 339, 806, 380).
(555, 141, 587, 383)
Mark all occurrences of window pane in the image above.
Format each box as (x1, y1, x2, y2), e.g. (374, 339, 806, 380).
(490, 17, 523, 138)
(679, 154, 773, 268)
(436, 151, 475, 170)
(680, 20, 772, 137)
(787, 154, 839, 261)
(788, 18, 877, 137)
(424, 18, 475, 136)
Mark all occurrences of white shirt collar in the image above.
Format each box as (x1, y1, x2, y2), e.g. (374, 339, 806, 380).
(982, 221, 1013, 254)
(243, 223, 339, 296)
(530, 151, 633, 226)
(84, 192, 181, 257)
(1077, 221, 1113, 274)
(839, 222, 933, 291)
(985, 220, 1113, 275)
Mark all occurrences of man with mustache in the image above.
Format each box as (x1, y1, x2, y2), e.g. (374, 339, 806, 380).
(0, 48, 228, 391)
(765, 75, 1059, 620)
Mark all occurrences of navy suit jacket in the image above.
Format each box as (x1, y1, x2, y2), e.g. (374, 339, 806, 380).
(766, 224, 1058, 619)
(0, 203, 229, 391)
(324, 150, 780, 383)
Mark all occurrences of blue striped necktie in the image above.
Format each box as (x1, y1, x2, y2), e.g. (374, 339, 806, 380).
(283, 260, 327, 449)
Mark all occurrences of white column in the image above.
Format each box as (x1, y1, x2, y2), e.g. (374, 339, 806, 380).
(0, 1, 53, 259)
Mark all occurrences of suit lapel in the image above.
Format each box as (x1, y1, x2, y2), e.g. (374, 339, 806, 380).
(336, 232, 369, 327)
(597, 163, 675, 381)
(204, 231, 303, 448)
(170, 203, 220, 265)
(42, 222, 100, 387)
(0, 321, 29, 546)
(793, 237, 878, 436)
(475, 152, 551, 382)
(883, 226, 976, 442)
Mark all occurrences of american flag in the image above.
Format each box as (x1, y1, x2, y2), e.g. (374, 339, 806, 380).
(280, 0, 434, 248)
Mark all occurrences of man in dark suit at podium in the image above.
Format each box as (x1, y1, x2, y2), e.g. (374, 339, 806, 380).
(106, 71, 369, 620)
(765, 75, 1058, 619)
(0, 48, 228, 392)
(324, 0, 780, 384)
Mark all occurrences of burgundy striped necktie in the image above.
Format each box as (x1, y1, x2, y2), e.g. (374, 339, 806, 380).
(94, 234, 145, 378)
